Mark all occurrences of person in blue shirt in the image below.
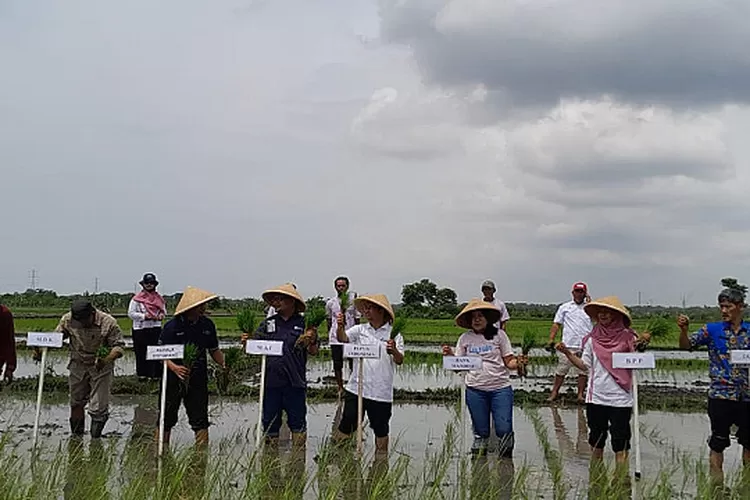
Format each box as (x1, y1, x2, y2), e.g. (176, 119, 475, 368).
(242, 283, 318, 448)
(157, 286, 226, 448)
(678, 279, 750, 488)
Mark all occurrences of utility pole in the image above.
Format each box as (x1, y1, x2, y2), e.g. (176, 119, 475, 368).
(94, 277, 99, 295)
(638, 291, 641, 306)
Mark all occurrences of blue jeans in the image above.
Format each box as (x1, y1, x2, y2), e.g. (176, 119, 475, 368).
(466, 386, 515, 455)
(262, 386, 307, 437)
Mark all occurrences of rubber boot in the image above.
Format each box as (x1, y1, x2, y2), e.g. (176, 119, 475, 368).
(90, 419, 107, 439)
(194, 429, 209, 448)
(497, 432, 515, 459)
(69, 418, 85, 437)
(471, 437, 488, 457)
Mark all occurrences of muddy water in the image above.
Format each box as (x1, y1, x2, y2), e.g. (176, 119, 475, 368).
(9, 350, 710, 392)
(0, 393, 743, 498)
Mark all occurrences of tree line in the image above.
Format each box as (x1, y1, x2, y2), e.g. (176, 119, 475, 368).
(0, 280, 725, 322)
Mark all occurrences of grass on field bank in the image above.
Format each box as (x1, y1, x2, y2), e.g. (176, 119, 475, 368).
(13, 317, 692, 348)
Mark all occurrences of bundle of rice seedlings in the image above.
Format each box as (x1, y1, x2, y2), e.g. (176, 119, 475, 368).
(295, 307, 326, 348)
(180, 343, 199, 388)
(518, 328, 535, 378)
(339, 291, 350, 313)
(390, 317, 407, 340)
(644, 316, 670, 339)
(217, 347, 243, 394)
(96, 346, 111, 360)
(236, 309, 258, 334)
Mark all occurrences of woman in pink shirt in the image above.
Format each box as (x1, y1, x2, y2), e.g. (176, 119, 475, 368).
(443, 299, 527, 457)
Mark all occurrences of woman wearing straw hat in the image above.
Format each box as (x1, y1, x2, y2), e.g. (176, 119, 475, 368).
(334, 294, 404, 454)
(245, 283, 318, 447)
(442, 299, 527, 457)
(556, 296, 638, 480)
(157, 286, 226, 448)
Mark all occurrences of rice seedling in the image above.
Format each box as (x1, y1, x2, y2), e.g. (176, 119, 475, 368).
(216, 347, 244, 395)
(518, 328, 535, 378)
(304, 307, 327, 330)
(95, 346, 111, 360)
(180, 343, 199, 389)
(236, 309, 258, 334)
(339, 291, 350, 312)
(390, 316, 407, 340)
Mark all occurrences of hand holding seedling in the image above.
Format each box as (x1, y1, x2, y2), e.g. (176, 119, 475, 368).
(336, 312, 344, 328)
(555, 342, 570, 355)
(169, 361, 190, 380)
(298, 328, 318, 347)
(442, 345, 454, 356)
(386, 339, 397, 354)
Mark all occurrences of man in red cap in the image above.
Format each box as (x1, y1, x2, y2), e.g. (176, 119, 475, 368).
(547, 282, 592, 403)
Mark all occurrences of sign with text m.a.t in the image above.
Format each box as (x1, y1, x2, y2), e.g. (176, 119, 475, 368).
(245, 340, 284, 356)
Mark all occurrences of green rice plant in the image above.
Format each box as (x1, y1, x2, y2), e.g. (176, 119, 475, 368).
(236, 309, 258, 334)
(390, 316, 407, 340)
(645, 316, 671, 339)
(180, 343, 199, 389)
(95, 346, 110, 360)
(217, 347, 244, 394)
(339, 291, 350, 312)
(305, 307, 327, 330)
(518, 328, 535, 378)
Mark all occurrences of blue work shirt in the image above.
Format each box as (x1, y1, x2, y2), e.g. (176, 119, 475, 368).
(689, 321, 750, 401)
(254, 313, 308, 389)
(159, 315, 219, 382)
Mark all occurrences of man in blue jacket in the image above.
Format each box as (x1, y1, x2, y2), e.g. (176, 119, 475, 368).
(679, 279, 750, 489)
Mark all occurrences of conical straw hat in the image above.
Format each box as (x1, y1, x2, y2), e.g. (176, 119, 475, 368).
(262, 283, 306, 312)
(174, 286, 218, 316)
(354, 294, 394, 323)
(584, 296, 632, 327)
(455, 298, 502, 330)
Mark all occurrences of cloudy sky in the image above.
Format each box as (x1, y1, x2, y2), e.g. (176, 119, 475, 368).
(2, 0, 749, 306)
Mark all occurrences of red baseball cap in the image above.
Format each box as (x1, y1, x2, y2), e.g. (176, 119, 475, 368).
(572, 282, 587, 292)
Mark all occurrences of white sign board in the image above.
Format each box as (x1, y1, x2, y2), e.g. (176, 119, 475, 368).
(343, 343, 381, 359)
(612, 352, 656, 369)
(245, 340, 284, 356)
(27, 332, 64, 348)
(443, 356, 483, 371)
(147, 345, 185, 361)
(730, 350, 750, 365)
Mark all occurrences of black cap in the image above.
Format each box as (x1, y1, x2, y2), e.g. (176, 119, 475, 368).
(140, 273, 159, 285)
(71, 300, 94, 321)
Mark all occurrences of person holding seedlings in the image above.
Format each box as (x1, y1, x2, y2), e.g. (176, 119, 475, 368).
(547, 282, 592, 403)
(243, 283, 318, 447)
(677, 278, 750, 488)
(55, 300, 124, 438)
(128, 273, 167, 380)
(556, 296, 637, 478)
(442, 299, 526, 457)
(334, 294, 404, 454)
(0, 302, 16, 383)
(481, 280, 510, 330)
(158, 286, 226, 447)
(325, 276, 360, 396)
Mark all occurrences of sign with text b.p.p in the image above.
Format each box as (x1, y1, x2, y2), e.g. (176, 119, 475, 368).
(344, 343, 381, 359)
(612, 352, 655, 369)
(443, 356, 483, 371)
(147, 345, 184, 361)
(27, 332, 64, 348)
(245, 340, 284, 356)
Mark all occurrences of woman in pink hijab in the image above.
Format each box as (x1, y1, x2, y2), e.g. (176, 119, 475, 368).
(128, 273, 167, 380)
(556, 296, 642, 484)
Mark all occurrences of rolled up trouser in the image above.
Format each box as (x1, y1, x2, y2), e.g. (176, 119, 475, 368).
(68, 359, 113, 422)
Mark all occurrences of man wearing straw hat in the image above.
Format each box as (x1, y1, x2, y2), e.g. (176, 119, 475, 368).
(252, 283, 318, 447)
(334, 294, 404, 454)
(677, 279, 750, 488)
(158, 286, 226, 447)
(55, 299, 125, 438)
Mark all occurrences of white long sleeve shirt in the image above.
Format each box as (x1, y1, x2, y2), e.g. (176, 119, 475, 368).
(128, 299, 164, 330)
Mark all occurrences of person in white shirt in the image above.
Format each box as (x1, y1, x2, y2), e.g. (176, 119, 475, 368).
(325, 276, 360, 396)
(556, 296, 641, 482)
(442, 299, 527, 457)
(547, 282, 592, 403)
(481, 280, 510, 330)
(333, 294, 404, 454)
(128, 273, 167, 380)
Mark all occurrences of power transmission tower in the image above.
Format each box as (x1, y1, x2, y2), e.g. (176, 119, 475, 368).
(94, 277, 99, 295)
(29, 269, 38, 290)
